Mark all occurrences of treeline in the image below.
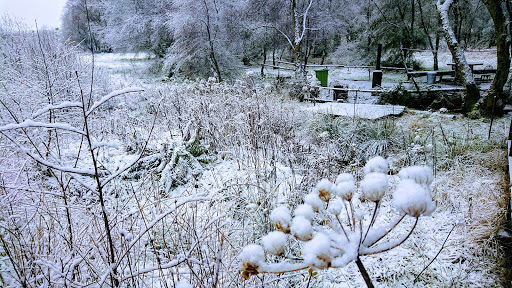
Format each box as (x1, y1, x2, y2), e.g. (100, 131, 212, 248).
(61, 0, 494, 79)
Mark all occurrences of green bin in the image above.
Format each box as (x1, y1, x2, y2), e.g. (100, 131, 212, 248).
(315, 69, 329, 87)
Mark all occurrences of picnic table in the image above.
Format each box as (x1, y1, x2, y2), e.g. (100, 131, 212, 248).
(447, 62, 484, 72)
(447, 62, 484, 79)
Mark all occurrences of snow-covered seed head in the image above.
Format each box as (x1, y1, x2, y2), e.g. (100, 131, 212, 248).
(305, 192, 324, 212)
(303, 233, 332, 269)
(315, 178, 334, 203)
(327, 199, 343, 216)
(270, 206, 292, 233)
(239, 244, 265, 279)
(290, 216, 313, 241)
(261, 231, 287, 256)
(398, 166, 433, 186)
(335, 173, 354, 184)
(360, 172, 388, 202)
(294, 204, 315, 221)
(363, 156, 389, 174)
(354, 209, 365, 221)
(393, 179, 436, 217)
(335, 181, 356, 201)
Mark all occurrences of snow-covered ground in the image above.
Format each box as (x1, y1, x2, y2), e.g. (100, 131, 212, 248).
(0, 52, 509, 287)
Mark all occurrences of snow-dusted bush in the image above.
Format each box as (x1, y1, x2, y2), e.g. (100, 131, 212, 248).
(240, 156, 437, 287)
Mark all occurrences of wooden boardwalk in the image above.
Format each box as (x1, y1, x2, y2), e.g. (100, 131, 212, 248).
(306, 103, 405, 119)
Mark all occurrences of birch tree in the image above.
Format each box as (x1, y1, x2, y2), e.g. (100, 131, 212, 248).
(437, 0, 480, 114)
(267, 0, 314, 79)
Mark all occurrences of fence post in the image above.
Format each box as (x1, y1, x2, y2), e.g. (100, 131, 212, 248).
(372, 44, 383, 88)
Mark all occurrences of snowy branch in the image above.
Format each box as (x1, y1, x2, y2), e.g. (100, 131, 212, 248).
(85, 87, 144, 117)
(0, 119, 86, 136)
(32, 101, 83, 118)
(3, 134, 95, 176)
(297, 0, 314, 45)
(264, 25, 294, 50)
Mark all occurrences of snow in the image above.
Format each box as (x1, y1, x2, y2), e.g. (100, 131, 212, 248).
(327, 199, 343, 216)
(1, 50, 507, 287)
(239, 244, 265, 267)
(363, 156, 389, 174)
(360, 172, 388, 202)
(304, 192, 324, 212)
(86, 87, 144, 116)
(331, 240, 359, 268)
(32, 101, 83, 118)
(294, 204, 315, 221)
(394, 179, 436, 217)
(0, 119, 86, 135)
(261, 231, 287, 255)
(335, 173, 354, 184)
(176, 281, 193, 288)
(246, 203, 258, 212)
(334, 179, 356, 201)
(398, 165, 433, 186)
(303, 233, 332, 269)
(290, 215, 314, 241)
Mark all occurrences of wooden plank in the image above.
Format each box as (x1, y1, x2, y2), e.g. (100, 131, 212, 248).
(306, 103, 405, 119)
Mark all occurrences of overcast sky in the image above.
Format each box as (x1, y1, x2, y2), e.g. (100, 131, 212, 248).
(0, 0, 67, 29)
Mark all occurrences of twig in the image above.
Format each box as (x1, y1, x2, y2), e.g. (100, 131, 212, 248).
(414, 224, 456, 283)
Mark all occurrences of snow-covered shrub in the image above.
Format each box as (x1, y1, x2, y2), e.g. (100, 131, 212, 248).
(0, 27, 218, 286)
(240, 156, 437, 287)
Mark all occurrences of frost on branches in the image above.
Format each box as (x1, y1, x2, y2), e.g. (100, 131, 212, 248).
(239, 156, 437, 286)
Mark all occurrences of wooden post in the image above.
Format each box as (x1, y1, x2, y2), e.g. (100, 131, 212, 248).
(372, 44, 383, 88)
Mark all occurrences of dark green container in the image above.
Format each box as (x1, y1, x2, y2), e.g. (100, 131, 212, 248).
(315, 69, 329, 87)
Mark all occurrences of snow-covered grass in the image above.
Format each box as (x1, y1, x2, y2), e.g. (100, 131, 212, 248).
(0, 49, 510, 287)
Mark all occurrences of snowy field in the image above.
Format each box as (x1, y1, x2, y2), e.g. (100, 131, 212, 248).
(0, 52, 510, 287)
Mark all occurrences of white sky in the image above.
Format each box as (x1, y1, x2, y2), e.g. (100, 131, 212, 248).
(0, 0, 67, 29)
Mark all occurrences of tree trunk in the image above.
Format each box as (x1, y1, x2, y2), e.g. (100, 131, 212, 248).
(435, 17, 441, 70)
(204, 0, 222, 82)
(292, 0, 302, 79)
(261, 46, 266, 77)
(437, 0, 480, 114)
(272, 44, 276, 69)
(479, 0, 510, 116)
